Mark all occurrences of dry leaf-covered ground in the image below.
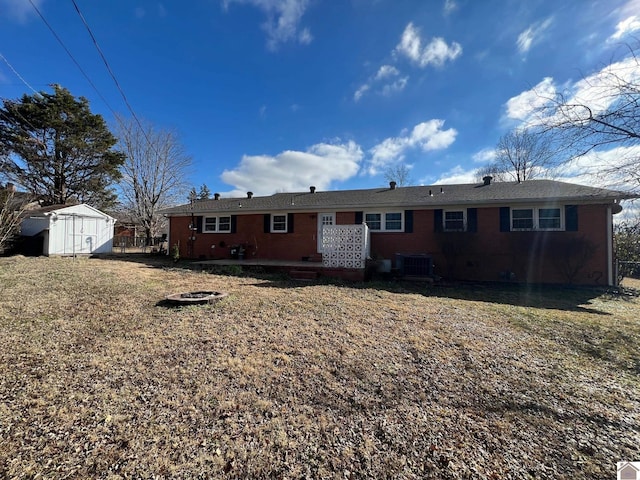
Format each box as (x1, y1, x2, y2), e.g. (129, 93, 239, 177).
(0, 255, 639, 479)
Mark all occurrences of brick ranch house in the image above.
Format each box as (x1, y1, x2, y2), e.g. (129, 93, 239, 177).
(162, 178, 636, 286)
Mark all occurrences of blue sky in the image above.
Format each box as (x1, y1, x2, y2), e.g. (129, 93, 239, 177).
(1, 0, 639, 197)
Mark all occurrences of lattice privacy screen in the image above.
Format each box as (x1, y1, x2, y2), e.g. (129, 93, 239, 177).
(321, 224, 370, 269)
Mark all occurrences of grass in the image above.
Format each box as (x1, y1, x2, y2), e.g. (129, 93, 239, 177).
(0, 255, 639, 479)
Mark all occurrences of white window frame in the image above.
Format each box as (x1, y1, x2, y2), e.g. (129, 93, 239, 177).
(364, 211, 404, 232)
(511, 206, 563, 231)
(271, 214, 288, 233)
(443, 209, 466, 232)
(203, 215, 232, 233)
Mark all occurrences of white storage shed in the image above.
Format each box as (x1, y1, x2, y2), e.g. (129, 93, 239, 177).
(21, 204, 116, 256)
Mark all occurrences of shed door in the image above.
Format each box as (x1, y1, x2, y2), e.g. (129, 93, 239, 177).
(63, 216, 99, 254)
(317, 213, 335, 253)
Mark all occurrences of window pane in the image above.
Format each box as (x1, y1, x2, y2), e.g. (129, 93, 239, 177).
(204, 217, 216, 232)
(539, 208, 560, 229)
(218, 216, 231, 232)
(512, 209, 533, 229)
(444, 211, 464, 231)
(272, 215, 287, 231)
(385, 212, 402, 230)
(365, 213, 381, 230)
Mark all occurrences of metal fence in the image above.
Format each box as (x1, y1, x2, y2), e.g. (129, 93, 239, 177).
(619, 261, 640, 279)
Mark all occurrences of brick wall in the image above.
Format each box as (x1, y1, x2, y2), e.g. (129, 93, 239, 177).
(169, 203, 613, 285)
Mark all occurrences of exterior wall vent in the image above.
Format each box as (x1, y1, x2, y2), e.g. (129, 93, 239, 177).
(396, 253, 433, 277)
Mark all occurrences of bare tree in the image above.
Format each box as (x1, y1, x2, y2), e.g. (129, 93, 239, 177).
(0, 185, 32, 254)
(383, 163, 413, 186)
(489, 129, 555, 183)
(533, 42, 640, 189)
(116, 117, 191, 246)
(474, 162, 507, 183)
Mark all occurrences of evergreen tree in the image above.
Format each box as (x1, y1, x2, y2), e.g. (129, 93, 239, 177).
(198, 184, 211, 200)
(0, 85, 125, 209)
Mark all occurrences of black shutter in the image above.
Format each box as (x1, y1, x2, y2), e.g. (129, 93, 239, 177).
(499, 207, 510, 232)
(287, 213, 294, 233)
(404, 210, 413, 233)
(467, 208, 478, 233)
(355, 211, 363, 224)
(434, 209, 443, 233)
(196, 216, 203, 233)
(230, 215, 237, 234)
(565, 205, 578, 231)
(264, 214, 270, 233)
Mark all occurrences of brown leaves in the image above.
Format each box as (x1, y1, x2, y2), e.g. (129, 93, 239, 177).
(0, 257, 639, 478)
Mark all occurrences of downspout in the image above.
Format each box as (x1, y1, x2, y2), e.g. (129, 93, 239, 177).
(607, 205, 613, 286)
(165, 215, 170, 256)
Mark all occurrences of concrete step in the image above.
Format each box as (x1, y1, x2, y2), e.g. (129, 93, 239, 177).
(290, 270, 319, 281)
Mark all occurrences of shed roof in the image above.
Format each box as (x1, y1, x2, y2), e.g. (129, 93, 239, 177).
(161, 179, 637, 216)
(23, 203, 115, 219)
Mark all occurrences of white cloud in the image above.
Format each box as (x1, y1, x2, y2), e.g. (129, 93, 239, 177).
(1, 0, 42, 22)
(504, 77, 556, 122)
(505, 55, 640, 128)
(381, 76, 408, 96)
(516, 17, 553, 54)
(472, 148, 497, 163)
(395, 23, 462, 68)
(375, 65, 399, 80)
(222, 0, 312, 50)
(610, 15, 640, 40)
(434, 165, 477, 185)
(556, 146, 640, 192)
(367, 119, 457, 174)
(443, 0, 457, 16)
(220, 141, 364, 195)
(354, 64, 407, 102)
(566, 56, 640, 116)
(353, 84, 370, 102)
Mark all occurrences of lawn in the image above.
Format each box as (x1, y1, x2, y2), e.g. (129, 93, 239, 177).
(0, 255, 639, 479)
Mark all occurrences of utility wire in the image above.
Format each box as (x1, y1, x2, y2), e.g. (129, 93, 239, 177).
(0, 52, 39, 96)
(69, 0, 159, 155)
(0, 53, 45, 133)
(27, 0, 118, 118)
(0, 97, 44, 136)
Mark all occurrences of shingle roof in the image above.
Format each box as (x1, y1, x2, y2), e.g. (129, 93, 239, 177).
(161, 180, 637, 215)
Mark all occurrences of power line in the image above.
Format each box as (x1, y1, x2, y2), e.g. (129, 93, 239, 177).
(27, 0, 118, 118)
(0, 97, 44, 135)
(0, 52, 39, 95)
(0, 52, 45, 133)
(69, 0, 159, 154)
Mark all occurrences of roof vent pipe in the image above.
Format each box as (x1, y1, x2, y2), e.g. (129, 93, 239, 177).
(483, 176, 493, 186)
(310, 186, 316, 193)
(214, 193, 220, 200)
(390, 181, 397, 190)
(247, 191, 253, 198)
(440, 187, 444, 194)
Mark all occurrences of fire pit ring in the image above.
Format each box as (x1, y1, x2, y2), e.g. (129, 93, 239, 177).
(165, 291, 228, 305)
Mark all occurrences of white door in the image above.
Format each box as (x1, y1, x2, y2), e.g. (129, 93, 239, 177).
(317, 213, 335, 252)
